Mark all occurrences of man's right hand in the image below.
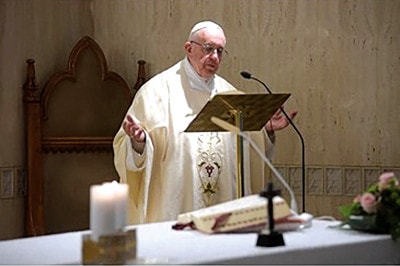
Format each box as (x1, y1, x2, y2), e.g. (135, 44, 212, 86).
(123, 114, 146, 154)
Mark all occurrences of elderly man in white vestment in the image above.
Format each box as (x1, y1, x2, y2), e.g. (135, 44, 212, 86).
(113, 20, 297, 225)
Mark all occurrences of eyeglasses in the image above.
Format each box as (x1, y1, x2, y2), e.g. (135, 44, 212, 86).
(190, 41, 227, 57)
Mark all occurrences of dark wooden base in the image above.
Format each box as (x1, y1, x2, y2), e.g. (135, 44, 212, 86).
(256, 231, 285, 247)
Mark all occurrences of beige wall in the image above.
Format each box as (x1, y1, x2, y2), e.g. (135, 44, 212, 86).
(0, 0, 399, 239)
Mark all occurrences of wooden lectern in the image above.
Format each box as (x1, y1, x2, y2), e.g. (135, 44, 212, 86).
(184, 93, 290, 198)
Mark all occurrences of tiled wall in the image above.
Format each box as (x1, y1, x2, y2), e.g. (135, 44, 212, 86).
(4, 164, 398, 208)
(0, 167, 26, 200)
(273, 165, 400, 196)
(270, 165, 400, 217)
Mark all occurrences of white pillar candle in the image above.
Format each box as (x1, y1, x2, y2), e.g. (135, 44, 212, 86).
(90, 181, 128, 242)
(110, 181, 128, 230)
(90, 184, 117, 242)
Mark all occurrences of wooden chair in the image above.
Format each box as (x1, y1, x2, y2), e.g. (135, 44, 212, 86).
(23, 36, 146, 236)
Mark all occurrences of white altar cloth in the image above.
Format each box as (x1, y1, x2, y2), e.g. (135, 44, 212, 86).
(0, 220, 399, 264)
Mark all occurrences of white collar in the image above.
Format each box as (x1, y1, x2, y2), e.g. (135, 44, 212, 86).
(183, 57, 215, 94)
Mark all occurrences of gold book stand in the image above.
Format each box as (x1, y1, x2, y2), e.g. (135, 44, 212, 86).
(185, 93, 290, 198)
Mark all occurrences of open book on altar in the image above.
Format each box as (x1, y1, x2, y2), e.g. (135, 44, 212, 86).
(172, 194, 299, 234)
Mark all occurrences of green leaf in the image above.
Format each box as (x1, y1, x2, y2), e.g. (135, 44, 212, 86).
(339, 205, 353, 219)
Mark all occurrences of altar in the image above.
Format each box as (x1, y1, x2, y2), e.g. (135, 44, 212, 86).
(0, 219, 399, 264)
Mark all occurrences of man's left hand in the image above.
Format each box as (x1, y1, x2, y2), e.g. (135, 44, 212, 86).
(265, 108, 298, 132)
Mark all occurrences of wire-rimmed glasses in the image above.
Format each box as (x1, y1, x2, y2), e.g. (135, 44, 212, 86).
(190, 41, 227, 57)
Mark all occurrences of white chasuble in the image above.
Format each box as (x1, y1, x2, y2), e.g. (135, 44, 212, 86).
(113, 60, 274, 225)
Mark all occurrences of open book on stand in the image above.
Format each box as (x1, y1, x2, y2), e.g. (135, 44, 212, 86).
(172, 194, 303, 234)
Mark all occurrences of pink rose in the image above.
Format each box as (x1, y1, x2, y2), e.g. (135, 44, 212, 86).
(378, 172, 399, 191)
(360, 192, 377, 214)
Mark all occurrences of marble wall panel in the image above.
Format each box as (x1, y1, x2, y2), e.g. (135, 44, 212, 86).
(0, 0, 399, 239)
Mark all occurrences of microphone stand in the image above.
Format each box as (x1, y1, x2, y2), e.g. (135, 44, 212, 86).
(241, 72, 306, 213)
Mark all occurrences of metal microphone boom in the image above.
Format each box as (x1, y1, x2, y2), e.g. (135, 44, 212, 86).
(240, 71, 306, 213)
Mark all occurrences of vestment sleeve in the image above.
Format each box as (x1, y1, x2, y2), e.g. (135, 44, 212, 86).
(113, 76, 169, 224)
(125, 134, 147, 171)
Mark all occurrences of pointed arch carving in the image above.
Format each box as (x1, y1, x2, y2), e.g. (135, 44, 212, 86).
(23, 36, 146, 236)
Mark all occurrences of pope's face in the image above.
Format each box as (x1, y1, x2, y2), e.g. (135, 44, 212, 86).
(185, 28, 226, 79)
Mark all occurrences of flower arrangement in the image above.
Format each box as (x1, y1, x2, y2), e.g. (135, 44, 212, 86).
(339, 172, 400, 241)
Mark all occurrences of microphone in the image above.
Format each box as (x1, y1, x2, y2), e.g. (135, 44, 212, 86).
(211, 116, 298, 213)
(240, 71, 306, 213)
